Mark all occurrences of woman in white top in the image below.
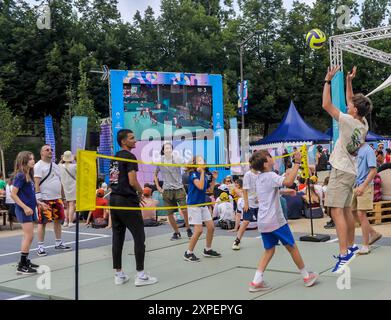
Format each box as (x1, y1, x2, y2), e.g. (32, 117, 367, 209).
(59, 151, 77, 227)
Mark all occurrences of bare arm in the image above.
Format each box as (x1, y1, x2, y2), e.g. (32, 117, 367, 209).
(322, 66, 341, 121)
(206, 171, 218, 193)
(282, 163, 300, 187)
(11, 187, 32, 214)
(283, 151, 302, 187)
(193, 171, 205, 190)
(346, 66, 356, 106)
(243, 189, 249, 212)
(354, 167, 377, 196)
(34, 177, 41, 194)
(153, 169, 163, 193)
(128, 171, 143, 194)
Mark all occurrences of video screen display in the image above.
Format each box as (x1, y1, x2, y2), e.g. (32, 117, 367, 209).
(123, 84, 213, 140)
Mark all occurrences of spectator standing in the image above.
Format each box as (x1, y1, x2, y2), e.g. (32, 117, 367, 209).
(59, 151, 76, 227)
(34, 145, 71, 256)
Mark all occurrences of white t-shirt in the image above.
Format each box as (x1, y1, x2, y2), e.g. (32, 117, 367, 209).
(34, 160, 62, 200)
(329, 113, 368, 175)
(213, 195, 234, 218)
(256, 171, 287, 233)
(243, 170, 259, 208)
(5, 184, 14, 204)
(217, 202, 235, 221)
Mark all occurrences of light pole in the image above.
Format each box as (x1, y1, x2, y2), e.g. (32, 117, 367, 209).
(238, 30, 262, 130)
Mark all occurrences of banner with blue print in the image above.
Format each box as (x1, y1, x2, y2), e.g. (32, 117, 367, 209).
(44, 115, 56, 162)
(237, 80, 248, 115)
(71, 116, 88, 155)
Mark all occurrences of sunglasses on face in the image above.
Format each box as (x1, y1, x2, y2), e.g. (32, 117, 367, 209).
(45, 148, 52, 152)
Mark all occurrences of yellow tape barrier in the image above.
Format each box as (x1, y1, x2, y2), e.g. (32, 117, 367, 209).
(76, 146, 309, 212)
(97, 201, 219, 211)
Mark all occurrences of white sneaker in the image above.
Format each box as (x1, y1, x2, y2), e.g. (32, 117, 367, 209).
(358, 246, 370, 255)
(134, 272, 158, 287)
(68, 222, 75, 228)
(63, 222, 69, 228)
(114, 273, 129, 285)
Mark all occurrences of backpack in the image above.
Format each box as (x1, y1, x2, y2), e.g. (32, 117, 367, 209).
(217, 219, 235, 230)
(316, 153, 328, 171)
(373, 174, 382, 202)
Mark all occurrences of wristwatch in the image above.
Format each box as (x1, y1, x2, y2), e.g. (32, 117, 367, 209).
(324, 80, 331, 85)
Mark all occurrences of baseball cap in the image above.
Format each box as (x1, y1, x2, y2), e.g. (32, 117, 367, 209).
(96, 189, 105, 197)
(220, 192, 229, 202)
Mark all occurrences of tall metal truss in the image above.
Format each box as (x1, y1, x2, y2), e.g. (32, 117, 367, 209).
(330, 26, 391, 68)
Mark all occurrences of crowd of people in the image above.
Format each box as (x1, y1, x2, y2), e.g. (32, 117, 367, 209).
(5, 65, 390, 293)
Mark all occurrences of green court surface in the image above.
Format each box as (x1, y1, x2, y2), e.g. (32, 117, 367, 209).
(0, 234, 389, 300)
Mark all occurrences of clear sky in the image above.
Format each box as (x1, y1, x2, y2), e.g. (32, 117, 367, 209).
(118, 0, 317, 22)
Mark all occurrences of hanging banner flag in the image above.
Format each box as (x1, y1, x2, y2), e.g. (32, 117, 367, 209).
(44, 115, 56, 162)
(71, 116, 88, 155)
(229, 118, 241, 174)
(76, 150, 97, 211)
(237, 80, 249, 115)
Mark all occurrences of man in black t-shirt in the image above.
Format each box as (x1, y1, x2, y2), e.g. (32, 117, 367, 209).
(109, 129, 158, 287)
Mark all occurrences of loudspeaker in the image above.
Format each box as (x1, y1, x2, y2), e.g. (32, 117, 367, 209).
(89, 132, 100, 148)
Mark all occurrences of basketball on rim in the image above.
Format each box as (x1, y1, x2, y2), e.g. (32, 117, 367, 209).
(306, 29, 327, 49)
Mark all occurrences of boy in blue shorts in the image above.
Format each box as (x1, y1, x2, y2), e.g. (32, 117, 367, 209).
(248, 150, 318, 292)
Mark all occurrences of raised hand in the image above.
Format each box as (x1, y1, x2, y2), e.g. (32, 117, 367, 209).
(346, 66, 357, 81)
(325, 65, 341, 81)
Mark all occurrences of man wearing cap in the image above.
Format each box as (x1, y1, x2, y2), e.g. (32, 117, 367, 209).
(34, 145, 71, 256)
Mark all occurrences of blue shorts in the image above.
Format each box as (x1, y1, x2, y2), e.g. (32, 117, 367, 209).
(15, 205, 37, 224)
(261, 224, 295, 250)
(243, 207, 258, 222)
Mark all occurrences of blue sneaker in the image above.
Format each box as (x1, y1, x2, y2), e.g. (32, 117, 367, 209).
(331, 251, 356, 273)
(349, 245, 359, 255)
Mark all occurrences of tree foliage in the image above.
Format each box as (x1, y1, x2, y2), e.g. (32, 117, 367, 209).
(0, 0, 390, 148)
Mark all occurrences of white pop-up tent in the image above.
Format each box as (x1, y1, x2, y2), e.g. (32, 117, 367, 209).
(367, 74, 391, 97)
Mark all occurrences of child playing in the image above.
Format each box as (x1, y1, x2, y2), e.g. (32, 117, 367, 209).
(249, 150, 318, 292)
(183, 156, 220, 262)
(322, 66, 372, 273)
(232, 155, 260, 250)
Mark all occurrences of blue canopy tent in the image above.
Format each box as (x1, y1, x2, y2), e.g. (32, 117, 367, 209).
(325, 128, 389, 142)
(251, 101, 330, 146)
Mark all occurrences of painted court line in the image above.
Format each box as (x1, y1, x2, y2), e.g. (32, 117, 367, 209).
(7, 294, 31, 300)
(0, 236, 108, 257)
(61, 230, 111, 238)
(326, 238, 339, 243)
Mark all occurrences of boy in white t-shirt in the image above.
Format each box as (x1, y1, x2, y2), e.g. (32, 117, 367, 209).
(322, 66, 372, 273)
(232, 155, 260, 250)
(248, 150, 318, 292)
